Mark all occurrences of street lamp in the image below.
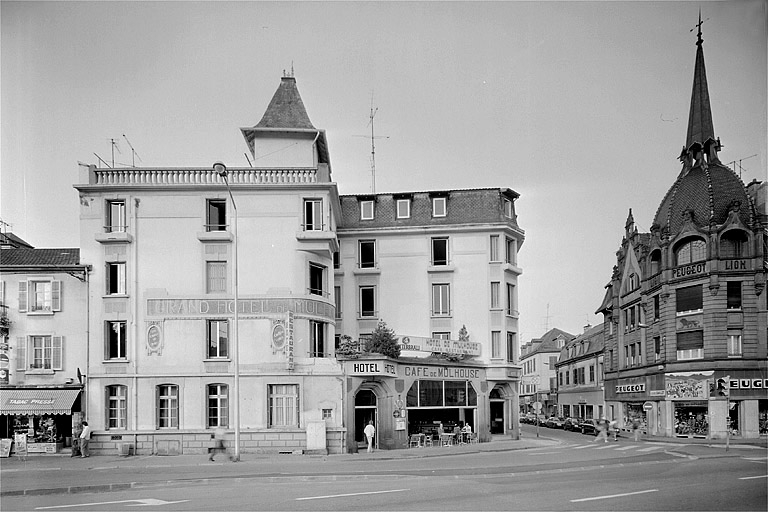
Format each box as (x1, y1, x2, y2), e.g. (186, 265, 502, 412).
(214, 162, 240, 462)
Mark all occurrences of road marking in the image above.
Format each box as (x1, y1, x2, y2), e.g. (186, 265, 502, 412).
(743, 456, 768, 461)
(614, 445, 637, 451)
(593, 444, 613, 449)
(35, 499, 189, 509)
(297, 489, 410, 501)
(739, 475, 768, 480)
(571, 445, 591, 449)
(571, 489, 658, 502)
(637, 446, 662, 452)
(532, 451, 563, 455)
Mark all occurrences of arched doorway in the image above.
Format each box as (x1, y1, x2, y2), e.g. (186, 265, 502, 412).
(354, 389, 378, 449)
(489, 386, 505, 434)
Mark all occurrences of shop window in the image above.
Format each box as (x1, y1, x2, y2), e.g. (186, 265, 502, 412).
(726, 281, 742, 310)
(396, 199, 410, 219)
(106, 200, 126, 233)
(359, 240, 376, 268)
(489, 235, 500, 261)
(157, 384, 179, 428)
(303, 199, 323, 231)
(727, 331, 742, 357)
(106, 385, 127, 430)
(269, 384, 299, 427)
(360, 200, 374, 220)
(491, 331, 501, 358)
(758, 400, 768, 436)
(674, 403, 708, 436)
(720, 230, 748, 258)
(432, 197, 446, 217)
(419, 380, 443, 407)
(206, 199, 227, 232)
(675, 238, 706, 265)
(207, 319, 229, 359)
(106, 262, 126, 295)
(676, 285, 703, 314)
(19, 280, 61, 314)
(207, 384, 229, 428)
(431, 237, 449, 266)
(432, 284, 450, 316)
(310, 320, 326, 357)
(309, 263, 325, 296)
(728, 401, 740, 436)
(206, 261, 227, 293)
(676, 331, 703, 360)
(27, 335, 63, 370)
(106, 321, 127, 360)
(359, 286, 376, 318)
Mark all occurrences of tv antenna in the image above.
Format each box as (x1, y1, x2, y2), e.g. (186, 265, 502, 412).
(354, 94, 389, 193)
(122, 134, 143, 167)
(726, 154, 757, 179)
(93, 153, 111, 168)
(107, 138, 122, 168)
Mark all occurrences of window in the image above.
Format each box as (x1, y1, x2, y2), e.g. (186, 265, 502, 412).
(396, 199, 410, 219)
(157, 384, 179, 428)
(106, 385, 127, 429)
(503, 198, 513, 218)
(676, 331, 703, 360)
(676, 285, 703, 314)
(359, 240, 376, 269)
(432, 284, 450, 316)
(309, 263, 325, 296)
(333, 248, 340, 269)
(20, 280, 61, 314)
(726, 281, 742, 310)
(334, 286, 342, 319)
(490, 235, 500, 261)
(431, 238, 448, 266)
(432, 332, 450, 340)
(654, 336, 661, 362)
(29, 335, 62, 370)
(304, 199, 322, 231)
(360, 286, 376, 317)
(653, 295, 660, 320)
(207, 384, 229, 428)
(310, 320, 326, 357)
(269, 384, 299, 427)
(727, 331, 742, 357)
(107, 262, 126, 295)
(630, 344, 636, 366)
(360, 200, 374, 220)
(432, 197, 446, 217)
(491, 331, 501, 358)
(505, 237, 516, 265)
(106, 321, 127, 359)
(206, 261, 227, 293)
(507, 332, 516, 363)
(559, 372, 563, 386)
(650, 250, 662, 275)
(549, 356, 558, 368)
(322, 408, 333, 420)
(107, 200, 126, 233)
(490, 282, 500, 309)
(565, 371, 569, 385)
(675, 238, 706, 265)
(721, 230, 748, 258)
(206, 199, 227, 232)
(506, 283, 515, 315)
(207, 320, 229, 359)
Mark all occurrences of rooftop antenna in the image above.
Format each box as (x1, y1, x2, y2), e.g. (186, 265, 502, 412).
(354, 93, 389, 193)
(544, 303, 552, 332)
(726, 154, 757, 179)
(93, 153, 111, 168)
(244, 152, 253, 167)
(122, 134, 143, 167)
(107, 138, 122, 168)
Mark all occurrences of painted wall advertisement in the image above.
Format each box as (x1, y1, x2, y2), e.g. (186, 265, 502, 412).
(665, 371, 713, 400)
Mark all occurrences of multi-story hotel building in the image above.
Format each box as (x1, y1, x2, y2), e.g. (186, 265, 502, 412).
(68, 74, 525, 455)
(599, 24, 767, 439)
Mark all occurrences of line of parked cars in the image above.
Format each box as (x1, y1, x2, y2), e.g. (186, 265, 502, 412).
(523, 415, 620, 437)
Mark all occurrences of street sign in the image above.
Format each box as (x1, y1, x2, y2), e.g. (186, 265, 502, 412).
(643, 401, 653, 411)
(533, 402, 542, 412)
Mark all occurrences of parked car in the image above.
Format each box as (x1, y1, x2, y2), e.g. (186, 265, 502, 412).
(545, 416, 565, 429)
(580, 418, 600, 435)
(563, 417, 583, 431)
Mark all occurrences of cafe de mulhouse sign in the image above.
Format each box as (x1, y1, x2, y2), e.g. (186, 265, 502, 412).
(398, 336, 481, 357)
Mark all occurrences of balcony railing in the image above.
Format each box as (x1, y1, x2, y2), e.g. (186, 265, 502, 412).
(92, 168, 318, 186)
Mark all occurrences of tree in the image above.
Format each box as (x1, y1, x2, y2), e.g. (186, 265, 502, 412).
(366, 319, 401, 359)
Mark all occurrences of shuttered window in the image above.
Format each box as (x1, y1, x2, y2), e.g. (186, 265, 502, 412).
(676, 285, 702, 313)
(676, 330, 703, 350)
(726, 281, 742, 310)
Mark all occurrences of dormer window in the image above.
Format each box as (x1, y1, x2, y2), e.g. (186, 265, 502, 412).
(396, 199, 410, 219)
(720, 230, 749, 258)
(503, 198, 513, 218)
(675, 238, 706, 265)
(360, 200, 374, 220)
(432, 197, 446, 218)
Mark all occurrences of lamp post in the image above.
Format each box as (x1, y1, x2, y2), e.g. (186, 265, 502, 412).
(214, 162, 240, 462)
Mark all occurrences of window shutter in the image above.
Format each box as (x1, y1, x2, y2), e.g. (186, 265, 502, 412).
(105, 386, 111, 430)
(676, 285, 702, 312)
(16, 336, 25, 370)
(52, 336, 63, 370)
(18, 281, 27, 313)
(676, 330, 703, 350)
(52, 281, 62, 311)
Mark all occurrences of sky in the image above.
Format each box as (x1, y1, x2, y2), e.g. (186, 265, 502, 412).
(2, 1, 766, 345)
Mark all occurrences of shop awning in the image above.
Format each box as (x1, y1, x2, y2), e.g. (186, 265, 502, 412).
(0, 389, 80, 415)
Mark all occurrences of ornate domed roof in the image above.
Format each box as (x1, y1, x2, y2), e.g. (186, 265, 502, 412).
(652, 163, 755, 236)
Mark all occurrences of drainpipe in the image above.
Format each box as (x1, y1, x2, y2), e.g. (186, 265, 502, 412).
(133, 198, 140, 452)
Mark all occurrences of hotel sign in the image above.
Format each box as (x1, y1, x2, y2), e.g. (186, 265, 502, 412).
(347, 361, 397, 377)
(147, 298, 335, 321)
(398, 336, 481, 356)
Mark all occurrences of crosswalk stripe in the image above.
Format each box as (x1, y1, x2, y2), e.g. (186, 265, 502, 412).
(614, 445, 637, 451)
(572, 445, 592, 449)
(637, 446, 662, 452)
(593, 445, 613, 449)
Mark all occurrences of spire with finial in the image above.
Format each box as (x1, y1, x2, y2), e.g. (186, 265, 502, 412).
(680, 9, 721, 167)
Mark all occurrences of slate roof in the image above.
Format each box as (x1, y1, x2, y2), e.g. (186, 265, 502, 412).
(0, 248, 81, 267)
(256, 76, 315, 130)
(557, 324, 604, 364)
(521, 328, 575, 358)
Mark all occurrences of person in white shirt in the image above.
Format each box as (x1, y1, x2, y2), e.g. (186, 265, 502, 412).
(79, 421, 91, 458)
(363, 421, 375, 453)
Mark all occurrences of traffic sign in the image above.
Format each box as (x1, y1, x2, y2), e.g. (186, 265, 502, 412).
(533, 402, 542, 412)
(643, 401, 653, 411)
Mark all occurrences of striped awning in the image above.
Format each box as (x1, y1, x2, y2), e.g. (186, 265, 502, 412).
(0, 389, 80, 415)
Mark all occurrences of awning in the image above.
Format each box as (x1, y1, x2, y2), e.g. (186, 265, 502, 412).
(0, 389, 80, 415)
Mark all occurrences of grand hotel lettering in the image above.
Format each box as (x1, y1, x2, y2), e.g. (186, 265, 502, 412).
(147, 298, 335, 322)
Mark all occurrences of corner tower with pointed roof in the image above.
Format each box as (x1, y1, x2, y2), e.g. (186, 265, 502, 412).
(598, 15, 767, 441)
(241, 74, 331, 180)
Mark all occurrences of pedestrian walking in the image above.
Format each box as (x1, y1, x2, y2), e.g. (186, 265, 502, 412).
(632, 418, 642, 442)
(593, 418, 609, 443)
(609, 419, 618, 441)
(79, 421, 91, 458)
(364, 420, 375, 453)
(209, 426, 229, 461)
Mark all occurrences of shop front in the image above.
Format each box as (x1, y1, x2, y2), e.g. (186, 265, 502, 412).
(342, 357, 516, 452)
(605, 374, 666, 435)
(0, 387, 82, 455)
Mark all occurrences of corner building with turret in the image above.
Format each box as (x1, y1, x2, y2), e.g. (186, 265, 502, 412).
(598, 25, 767, 439)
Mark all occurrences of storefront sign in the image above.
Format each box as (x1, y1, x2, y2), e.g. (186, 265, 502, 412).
(666, 371, 712, 399)
(147, 298, 335, 321)
(7, 399, 55, 405)
(672, 262, 706, 279)
(398, 336, 481, 356)
(649, 390, 666, 397)
(722, 259, 748, 271)
(348, 361, 397, 377)
(402, 366, 481, 379)
(616, 384, 646, 393)
(729, 379, 768, 389)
